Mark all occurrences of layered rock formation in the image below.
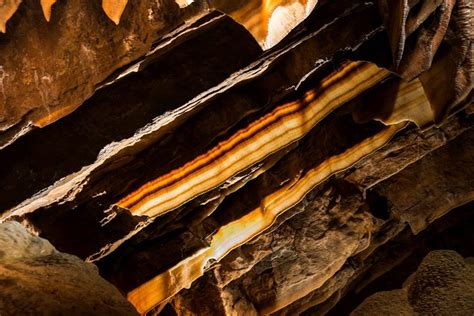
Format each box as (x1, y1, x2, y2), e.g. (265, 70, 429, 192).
(0, 0, 472, 315)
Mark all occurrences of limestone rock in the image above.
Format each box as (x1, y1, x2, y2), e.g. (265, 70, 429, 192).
(0, 0, 471, 314)
(0, 0, 199, 148)
(0, 221, 138, 315)
(352, 250, 474, 315)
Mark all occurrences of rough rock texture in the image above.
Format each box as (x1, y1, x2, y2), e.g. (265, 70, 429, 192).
(0, 221, 138, 315)
(209, 0, 319, 47)
(0, 11, 262, 212)
(0, 0, 318, 149)
(352, 250, 474, 316)
(0, 0, 205, 148)
(378, 0, 473, 120)
(0, 0, 472, 315)
(167, 122, 473, 316)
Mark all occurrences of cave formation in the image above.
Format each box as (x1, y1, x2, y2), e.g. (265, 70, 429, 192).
(0, 0, 472, 315)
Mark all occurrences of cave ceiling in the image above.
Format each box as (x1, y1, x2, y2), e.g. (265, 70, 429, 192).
(0, 0, 472, 315)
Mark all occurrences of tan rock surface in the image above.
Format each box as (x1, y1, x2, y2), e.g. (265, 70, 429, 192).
(0, 221, 138, 315)
(352, 250, 474, 316)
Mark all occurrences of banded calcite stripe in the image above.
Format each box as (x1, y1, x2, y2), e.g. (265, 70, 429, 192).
(0, 0, 21, 33)
(353, 78, 434, 128)
(126, 123, 406, 314)
(116, 61, 390, 217)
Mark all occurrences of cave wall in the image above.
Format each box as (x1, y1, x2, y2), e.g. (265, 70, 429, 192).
(0, 0, 472, 315)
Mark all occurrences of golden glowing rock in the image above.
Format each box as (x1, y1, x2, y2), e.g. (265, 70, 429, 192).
(116, 61, 422, 313)
(0, 2, 470, 315)
(40, 0, 56, 21)
(353, 78, 435, 128)
(120, 59, 458, 313)
(0, 0, 21, 33)
(127, 123, 406, 314)
(116, 62, 390, 218)
(221, 0, 319, 47)
(175, 0, 194, 8)
(102, 0, 129, 25)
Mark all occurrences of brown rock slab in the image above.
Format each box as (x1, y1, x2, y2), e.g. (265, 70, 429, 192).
(0, 221, 138, 315)
(352, 250, 474, 315)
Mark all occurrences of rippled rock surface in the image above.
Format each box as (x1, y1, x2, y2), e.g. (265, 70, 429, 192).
(0, 0, 472, 315)
(352, 250, 474, 316)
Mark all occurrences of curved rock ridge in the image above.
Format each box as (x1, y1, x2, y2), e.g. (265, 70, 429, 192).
(378, 0, 455, 79)
(126, 123, 406, 314)
(90, 59, 436, 265)
(0, 221, 139, 315)
(378, 0, 472, 120)
(116, 62, 391, 217)
(163, 115, 472, 316)
(122, 109, 472, 314)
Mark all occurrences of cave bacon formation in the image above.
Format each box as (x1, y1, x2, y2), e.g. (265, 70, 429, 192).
(0, 0, 472, 315)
